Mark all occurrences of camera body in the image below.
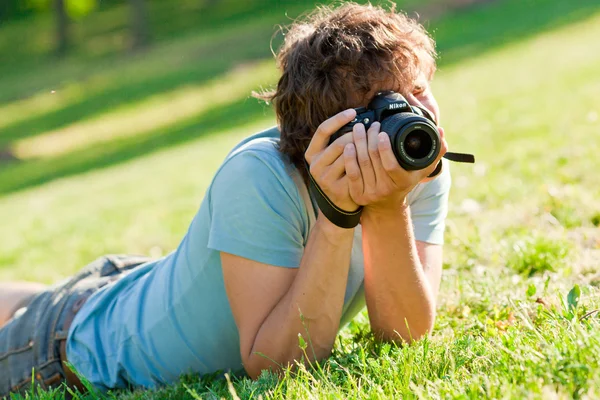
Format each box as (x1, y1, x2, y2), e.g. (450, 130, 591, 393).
(330, 91, 441, 171)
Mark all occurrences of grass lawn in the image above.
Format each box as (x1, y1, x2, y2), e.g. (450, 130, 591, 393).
(2, 0, 600, 398)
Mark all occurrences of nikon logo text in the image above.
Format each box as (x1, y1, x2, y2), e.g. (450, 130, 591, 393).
(388, 102, 406, 110)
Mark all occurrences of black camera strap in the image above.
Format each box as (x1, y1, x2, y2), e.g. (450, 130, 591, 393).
(305, 160, 363, 229)
(428, 152, 476, 178)
(444, 152, 475, 164)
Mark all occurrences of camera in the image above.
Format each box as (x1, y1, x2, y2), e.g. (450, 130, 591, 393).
(330, 91, 441, 171)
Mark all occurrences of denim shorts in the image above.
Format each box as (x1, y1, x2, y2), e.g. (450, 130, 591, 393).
(0, 254, 151, 398)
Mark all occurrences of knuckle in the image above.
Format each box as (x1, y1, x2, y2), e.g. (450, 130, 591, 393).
(309, 163, 320, 176)
(368, 146, 380, 159)
(384, 162, 401, 173)
(335, 140, 347, 153)
(317, 121, 332, 136)
(359, 157, 371, 168)
(347, 170, 361, 181)
(319, 177, 331, 191)
(365, 189, 377, 199)
(315, 124, 325, 137)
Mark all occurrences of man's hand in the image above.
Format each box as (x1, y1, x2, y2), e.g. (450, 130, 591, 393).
(343, 121, 448, 213)
(304, 108, 360, 211)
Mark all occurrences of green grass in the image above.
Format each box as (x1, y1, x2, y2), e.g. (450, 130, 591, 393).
(2, 0, 600, 398)
(505, 235, 571, 277)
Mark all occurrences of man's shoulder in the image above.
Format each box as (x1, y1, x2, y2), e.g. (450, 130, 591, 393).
(226, 126, 281, 158)
(212, 126, 299, 192)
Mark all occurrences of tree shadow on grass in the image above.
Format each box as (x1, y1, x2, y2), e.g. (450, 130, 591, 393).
(0, 96, 273, 195)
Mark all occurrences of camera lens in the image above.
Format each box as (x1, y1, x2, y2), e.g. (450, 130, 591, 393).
(379, 112, 440, 170)
(403, 130, 432, 159)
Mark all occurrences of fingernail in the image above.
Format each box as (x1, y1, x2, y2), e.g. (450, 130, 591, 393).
(344, 109, 356, 118)
(378, 132, 387, 143)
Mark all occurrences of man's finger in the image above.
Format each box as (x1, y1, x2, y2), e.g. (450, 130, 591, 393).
(378, 132, 402, 174)
(322, 153, 346, 181)
(315, 132, 354, 167)
(367, 122, 385, 181)
(353, 123, 376, 191)
(343, 143, 364, 200)
(305, 109, 357, 160)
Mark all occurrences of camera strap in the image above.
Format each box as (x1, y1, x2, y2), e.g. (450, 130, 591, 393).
(428, 152, 476, 178)
(305, 160, 363, 229)
(444, 152, 475, 164)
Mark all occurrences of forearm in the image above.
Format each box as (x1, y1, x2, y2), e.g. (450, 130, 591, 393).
(244, 214, 354, 378)
(361, 203, 436, 342)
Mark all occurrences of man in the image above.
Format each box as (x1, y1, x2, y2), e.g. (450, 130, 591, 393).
(0, 2, 450, 395)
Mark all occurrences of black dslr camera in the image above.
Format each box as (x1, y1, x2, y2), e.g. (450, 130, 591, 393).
(330, 91, 443, 171)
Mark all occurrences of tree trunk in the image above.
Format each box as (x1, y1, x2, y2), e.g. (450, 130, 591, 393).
(54, 0, 69, 56)
(129, 0, 150, 51)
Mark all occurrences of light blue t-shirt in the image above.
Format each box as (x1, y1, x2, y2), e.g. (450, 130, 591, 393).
(67, 127, 450, 390)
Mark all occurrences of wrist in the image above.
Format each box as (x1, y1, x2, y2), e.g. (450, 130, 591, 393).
(363, 196, 409, 221)
(316, 211, 355, 244)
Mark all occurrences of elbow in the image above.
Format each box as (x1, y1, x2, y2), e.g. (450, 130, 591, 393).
(403, 313, 436, 342)
(245, 365, 264, 381)
(243, 352, 280, 380)
(412, 307, 437, 340)
(243, 356, 277, 380)
(375, 308, 436, 344)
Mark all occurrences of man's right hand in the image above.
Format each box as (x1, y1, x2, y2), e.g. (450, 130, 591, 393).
(304, 109, 360, 212)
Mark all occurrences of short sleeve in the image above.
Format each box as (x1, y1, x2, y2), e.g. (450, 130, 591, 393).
(207, 150, 306, 268)
(407, 159, 451, 245)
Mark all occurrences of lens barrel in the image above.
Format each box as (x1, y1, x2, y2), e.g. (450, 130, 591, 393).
(379, 113, 440, 170)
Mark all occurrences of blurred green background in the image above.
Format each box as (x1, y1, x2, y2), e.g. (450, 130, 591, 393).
(2, 0, 600, 398)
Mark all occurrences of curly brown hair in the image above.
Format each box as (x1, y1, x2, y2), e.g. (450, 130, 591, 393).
(254, 2, 437, 177)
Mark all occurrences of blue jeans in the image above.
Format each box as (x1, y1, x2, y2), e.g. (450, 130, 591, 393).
(0, 255, 151, 398)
